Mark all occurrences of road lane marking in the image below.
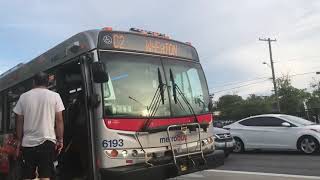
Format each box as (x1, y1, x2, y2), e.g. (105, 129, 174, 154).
(206, 170, 320, 179)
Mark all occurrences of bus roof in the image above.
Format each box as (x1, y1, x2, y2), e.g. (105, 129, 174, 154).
(0, 29, 199, 92)
(0, 30, 100, 92)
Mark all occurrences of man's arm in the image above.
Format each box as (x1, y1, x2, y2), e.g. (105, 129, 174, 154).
(15, 114, 24, 158)
(55, 111, 64, 142)
(15, 114, 24, 143)
(55, 111, 64, 154)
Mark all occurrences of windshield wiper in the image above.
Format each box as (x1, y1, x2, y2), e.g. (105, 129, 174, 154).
(169, 69, 177, 104)
(158, 68, 165, 105)
(141, 68, 166, 131)
(169, 68, 198, 124)
(148, 68, 166, 116)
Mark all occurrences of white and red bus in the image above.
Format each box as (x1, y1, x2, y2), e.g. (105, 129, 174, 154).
(0, 27, 218, 180)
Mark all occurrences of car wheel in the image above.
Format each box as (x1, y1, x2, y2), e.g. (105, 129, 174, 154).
(298, 136, 319, 154)
(233, 137, 244, 153)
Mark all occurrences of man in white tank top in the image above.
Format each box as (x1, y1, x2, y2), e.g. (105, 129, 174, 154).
(14, 72, 65, 180)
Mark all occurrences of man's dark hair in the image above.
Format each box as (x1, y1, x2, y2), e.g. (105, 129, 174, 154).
(33, 72, 49, 86)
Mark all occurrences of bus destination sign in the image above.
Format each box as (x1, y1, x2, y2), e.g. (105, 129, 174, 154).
(98, 32, 199, 61)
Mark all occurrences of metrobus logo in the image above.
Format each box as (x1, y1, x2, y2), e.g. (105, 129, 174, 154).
(160, 134, 187, 143)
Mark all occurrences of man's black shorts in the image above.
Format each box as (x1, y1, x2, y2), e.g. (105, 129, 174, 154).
(21, 140, 55, 179)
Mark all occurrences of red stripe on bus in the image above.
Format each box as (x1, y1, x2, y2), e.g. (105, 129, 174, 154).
(104, 118, 145, 131)
(104, 113, 213, 131)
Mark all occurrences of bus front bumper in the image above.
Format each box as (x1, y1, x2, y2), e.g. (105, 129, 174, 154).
(99, 150, 224, 180)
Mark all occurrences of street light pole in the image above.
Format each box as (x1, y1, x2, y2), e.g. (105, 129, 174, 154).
(259, 38, 281, 113)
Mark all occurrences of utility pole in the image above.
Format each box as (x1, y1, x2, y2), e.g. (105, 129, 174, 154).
(259, 38, 281, 113)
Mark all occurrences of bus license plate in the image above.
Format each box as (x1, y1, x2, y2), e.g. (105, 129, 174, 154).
(226, 142, 234, 147)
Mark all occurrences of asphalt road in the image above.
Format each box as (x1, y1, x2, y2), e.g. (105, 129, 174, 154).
(176, 170, 320, 180)
(219, 151, 320, 176)
(172, 151, 320, 180)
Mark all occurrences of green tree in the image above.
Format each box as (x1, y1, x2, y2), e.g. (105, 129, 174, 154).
(216, 94, 243, 120)
(239, 94, 273, 118)
(277, 75, 310, 115)
(215, 75, 313, 120)
(306, 79, 320, 123)
(216, 94, 273, 120)
(307, 79, 320, 109)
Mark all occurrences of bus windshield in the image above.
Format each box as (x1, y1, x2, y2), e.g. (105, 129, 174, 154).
(101, 52, 210, 118)
(163, 59, 210, 116)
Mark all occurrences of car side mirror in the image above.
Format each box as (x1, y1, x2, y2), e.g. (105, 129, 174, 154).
(282, 122, 291, 127)
(92, 62, 109, 83)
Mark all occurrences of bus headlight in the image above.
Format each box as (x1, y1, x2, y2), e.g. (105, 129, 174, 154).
(202, 139, 209, 146)
(141, 109, 149, 116)
(122, 150, 128, 157)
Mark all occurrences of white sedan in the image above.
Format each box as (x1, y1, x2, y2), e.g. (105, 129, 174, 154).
(213, 127, 235, 157)
(224, 114, 320, 154)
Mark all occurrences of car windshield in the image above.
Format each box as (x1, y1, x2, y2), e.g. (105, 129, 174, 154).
(281, 115, 315, 126)
(100, 52, 210, 118)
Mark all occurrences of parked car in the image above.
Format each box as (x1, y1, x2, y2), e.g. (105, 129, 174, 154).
(224, 114, 320, 154)
(213, 127, 235, 157)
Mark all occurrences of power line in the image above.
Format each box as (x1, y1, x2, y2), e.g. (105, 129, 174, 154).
(209, 68, 320, 90)
(290, 71, 318, 77)
(212, 79, 271, 94)
(211, 71, 319, 94)
(209, 76, 270, 89)
(275, 56, 320, 63)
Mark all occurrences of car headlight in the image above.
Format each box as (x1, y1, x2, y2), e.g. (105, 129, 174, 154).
(215, 133, 231, 139)
(214, 134, 220, 140)
(311, 129, 320, 133)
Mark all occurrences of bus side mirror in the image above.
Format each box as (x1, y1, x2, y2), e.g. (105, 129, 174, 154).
(92, 62, 109, 83)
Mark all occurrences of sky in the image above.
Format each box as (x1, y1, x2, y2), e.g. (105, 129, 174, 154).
(1, 0, 320, 100)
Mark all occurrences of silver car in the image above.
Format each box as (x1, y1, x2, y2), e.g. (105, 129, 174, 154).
(213, 127, 235, 157)
(224, 114, 320, 154)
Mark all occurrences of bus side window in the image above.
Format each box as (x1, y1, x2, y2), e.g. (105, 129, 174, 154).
(7, 80, 31, 131)
(8, 101, 17, 130)
(7, 89, 19, 131)
(48, 73, 57, 91)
